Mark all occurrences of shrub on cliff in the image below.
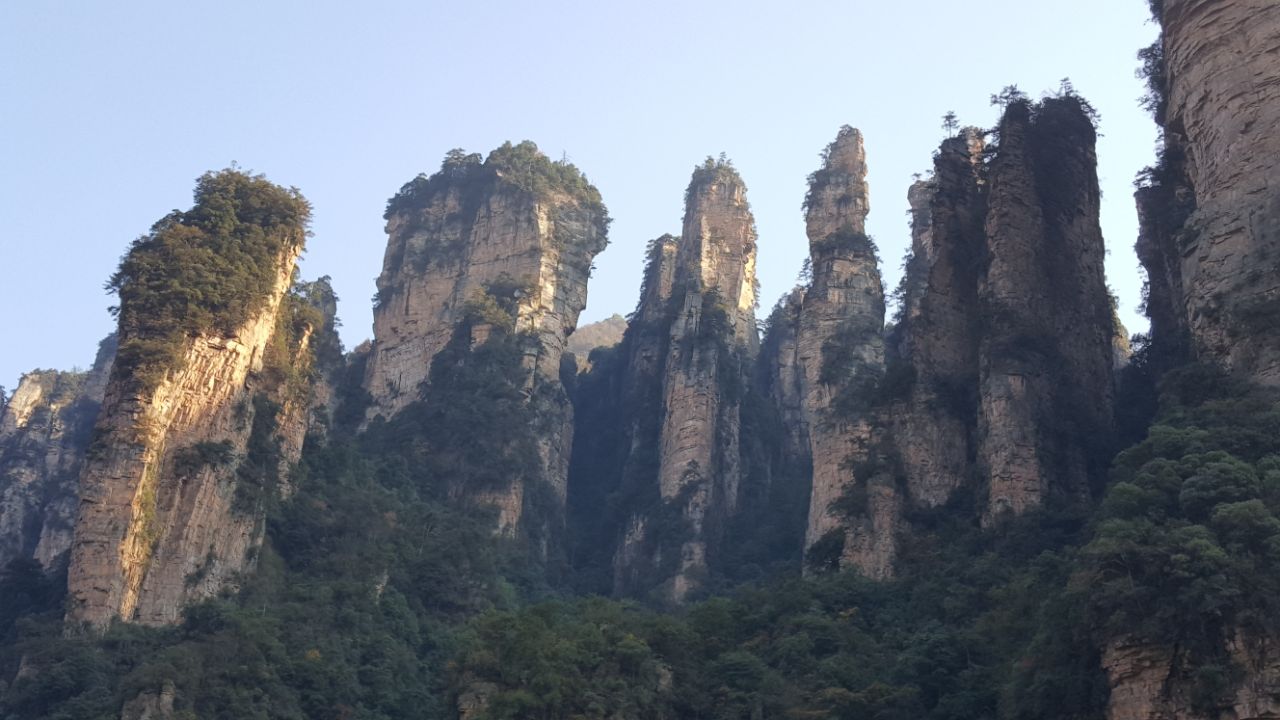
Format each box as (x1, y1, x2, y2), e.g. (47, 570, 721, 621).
(106, 169, 311, 393)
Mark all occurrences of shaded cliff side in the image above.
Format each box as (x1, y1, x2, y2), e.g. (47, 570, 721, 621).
(65, 170, 330, 628)
(1136, 0, 1280, 382)
(770, 99, 1117, 579)
(0, 336, 114, 571)
(567, 158, 770, 602)
(1106, 2, 1280, 716)
(784, 127, 894, 577)
(363, 142, 608, 534)
(977, 96, 1116, 520)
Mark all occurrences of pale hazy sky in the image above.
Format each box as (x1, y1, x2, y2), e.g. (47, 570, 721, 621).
(0, 1, 1159, 391)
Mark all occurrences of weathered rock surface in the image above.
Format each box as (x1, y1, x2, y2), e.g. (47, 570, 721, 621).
(758, 289, 809, 464)
(67, 255, 302, 627)
(598, 161, 759, 601)
(1139, 0, 1280, 382)
(890, 132, 985, 511)
(363, 143, 608, 530)
(0, 336, 114, 570)
(1104, 634, 1280, 720)
(654, 160, 757, 600)
(790, 128, 890, 575)
(769, 106, 1116, 578)
(978, 98, 1115, 520)
(120, 681, 176, 720)
(66, 172, 328, 628)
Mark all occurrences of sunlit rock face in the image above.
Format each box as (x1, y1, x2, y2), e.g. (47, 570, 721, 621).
(605, 160, 759, 602)
(67, 249, 304, 628)
(789, 128, 892, 577)
(65, 172, 328, 629)
(363, 143, 608, 532)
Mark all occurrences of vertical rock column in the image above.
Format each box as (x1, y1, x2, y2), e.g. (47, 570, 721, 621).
(978, 98, 1115, 520)
(656, 160, 758, 600)
(0, 336, 114, 570)
(68, 251, 301, 627)
(1156, 0, 1280, 382)
(890, 131, 986, 510)
(363, 144, 608, 531)
(792, 127, 892, 577)
(67, 171, 315, 628)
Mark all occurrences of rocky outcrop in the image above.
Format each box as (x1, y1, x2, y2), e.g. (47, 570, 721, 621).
(889, 132, 985, 513)
(600, 160, 759, 601)
(1137, 0, 1280, 382)
(363, 143, 608, 530)
(786, 128, 891, 576)
(772, 104, 1116, 578)
(758, 289, 808, 464)
(120, 681, 176, 720)
(66, 171, 324, 628)
(977, 98, 1115, 520)
(0, 336, 114, 570)
(654, 160, 757, 600)
(1103, 634, 1280, 720)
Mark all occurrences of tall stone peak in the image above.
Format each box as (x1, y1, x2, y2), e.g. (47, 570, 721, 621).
(66, 170, 327, 628)
(770, 103, 1117, 578)
(566, 158, 762, 602)
(1108, 2, 1280, 714)
(363, 141, 610, 535)
(0, 335, 114, 572)
(804, 125, 870, 242)
(758, 126, 890, 577)
(676, 157, 758, 348)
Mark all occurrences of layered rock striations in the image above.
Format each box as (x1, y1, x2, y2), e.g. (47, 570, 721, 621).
(1105, 4, 1280, 715)
(66, 170, 328, 628)
(0, 336, 114, 571)
(771, 103, 1117, 578)
(591, 159, 759, 601)
(1103, 635, 1280, 720)
(363, 143, 608, 532)
(890, 130, 985, 512)
(977, 98, 1115, 519)
(790, 128, 893, 577)
(1137, 0, 1280, 382)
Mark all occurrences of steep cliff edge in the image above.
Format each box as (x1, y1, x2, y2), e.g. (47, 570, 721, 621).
(1105, 1, 1280, 714)
(774, 100, 1116, 579)
(789, 127, 892, 577)
(1137, 0, 1280, 382)
(890, 131, 985, 513)
(568, 159, 760, 601)
(363, 142, 608, 532)
(65, 170, 328, 628)
(0, 336, 114, 571)
(978, 97, 1115, 520)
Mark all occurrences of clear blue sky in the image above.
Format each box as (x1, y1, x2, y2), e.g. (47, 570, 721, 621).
(0, 1, 1159, 392)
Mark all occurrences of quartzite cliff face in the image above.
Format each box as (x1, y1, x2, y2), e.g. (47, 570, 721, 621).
(66, 171, 327, 628)
(594, 159, 759, 601)
(977, 98, 1116, 519)
(363, 143, 608, 534)
(1110, 2, 1280, 716)
(789, 128, 893, 577)
(770, 103, 1118, 579)
(0, 337, 114, 571)
(1138, 0, 1280, 382)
